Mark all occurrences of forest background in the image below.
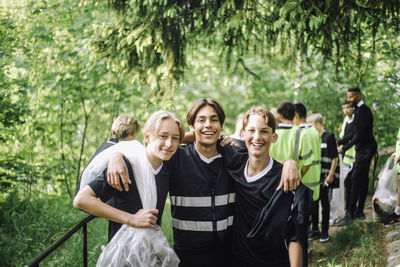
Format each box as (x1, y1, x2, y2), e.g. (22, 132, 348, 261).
(0, 0, 399, 266)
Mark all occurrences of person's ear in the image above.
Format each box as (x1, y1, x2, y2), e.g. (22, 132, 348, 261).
(272, 133, 278, 143)
(240, 129, 245, 140)
(144, 133, 150, 145)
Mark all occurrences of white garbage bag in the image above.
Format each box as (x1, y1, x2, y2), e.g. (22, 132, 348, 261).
(81, 140, 179, 267)
(329, 155, 348, 224)
(372, 157, 398, 222)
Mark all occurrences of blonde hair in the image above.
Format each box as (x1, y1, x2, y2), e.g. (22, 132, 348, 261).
(307, 113, 324, 125)
(143, 110, 185, 145)
(242, 106, 276, 133)
(111, 114, 140, 140)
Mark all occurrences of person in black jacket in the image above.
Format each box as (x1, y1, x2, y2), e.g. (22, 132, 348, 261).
(337, 87, 377, 226)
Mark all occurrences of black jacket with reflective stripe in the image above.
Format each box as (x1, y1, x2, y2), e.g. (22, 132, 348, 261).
(167, 143, 236, 249)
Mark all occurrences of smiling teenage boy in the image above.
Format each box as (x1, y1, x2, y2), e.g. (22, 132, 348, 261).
(221, 106, 306, 267)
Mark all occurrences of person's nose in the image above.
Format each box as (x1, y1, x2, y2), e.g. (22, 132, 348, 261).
(165, 137, 172, 147)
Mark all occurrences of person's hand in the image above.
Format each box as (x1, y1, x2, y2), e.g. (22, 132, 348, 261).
(277, 159, 300, 192)
(183, 132, 195, 144)
(325, 173, 334, 184)
(391, 152, 400, 163)
(127, 209, 159, 229)
(107, 152, 131, 191)
(337, 147, 344, 154)
(219, 135, 235, 147)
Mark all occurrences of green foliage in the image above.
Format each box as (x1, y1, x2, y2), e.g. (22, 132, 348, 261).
(91, 0, 400, 85)
(0, 190, 174, 266)
(0, 190, 108, 266)
(317, 220, 386, 267)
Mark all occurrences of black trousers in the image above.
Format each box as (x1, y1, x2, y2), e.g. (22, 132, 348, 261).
(175, 237, 232, 267)
(311, 185, 332, 233)
(347, 147, 376, 217)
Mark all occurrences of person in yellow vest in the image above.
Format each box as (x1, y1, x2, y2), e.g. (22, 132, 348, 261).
(331, 100, 356, 224)
(294, 103, 322, 240)
(270, 101, 311, 264)
(340, 100, 356, 168)
(388, 127, 400, 223)
(270, 101, 303, 162)
(307, 113, 339, 242)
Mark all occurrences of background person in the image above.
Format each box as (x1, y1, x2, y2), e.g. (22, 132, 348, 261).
(76, 114, 140, 191)
(307, 113, 339, 242)
(388, 127, 400, 223)
(270, 101, 302, 162)
(230, 113, 246, 148)
(331, 100, 356, 224)
(338, 87, 377, 226)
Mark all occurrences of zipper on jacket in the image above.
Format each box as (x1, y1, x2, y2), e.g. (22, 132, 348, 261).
(211, 187, 216, 231)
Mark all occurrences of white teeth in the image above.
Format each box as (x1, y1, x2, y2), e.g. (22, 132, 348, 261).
(251, 143, 263, 147)
(203, 131, 214, 135)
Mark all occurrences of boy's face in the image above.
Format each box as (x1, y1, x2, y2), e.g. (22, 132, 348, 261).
(342, 104, 354, 117)
(189, 105, 222, 147)
(145, 118, 180, 164)
(241, 114, 277, 158)
(347, 91, 360, 105)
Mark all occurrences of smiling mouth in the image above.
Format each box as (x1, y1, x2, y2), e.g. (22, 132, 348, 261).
(251, 143, 264, 148)
(201, 131, 216, 136)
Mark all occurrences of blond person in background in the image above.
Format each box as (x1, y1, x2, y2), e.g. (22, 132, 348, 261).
(307, 114, 339, 242)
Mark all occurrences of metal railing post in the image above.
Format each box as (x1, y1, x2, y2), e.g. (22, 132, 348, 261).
(27, 215, 96, 267)
(83, 223, 88, 267)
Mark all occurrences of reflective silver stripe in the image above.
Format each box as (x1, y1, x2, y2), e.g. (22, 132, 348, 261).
(293, 128, 303, 160)
(172, 216, 234, 232)
(321, 157, 332, 163)
(299, 150, 313, 160)
(310, 160, 321, 166)
(171, 193, 236, 207)
(304, 181, 322, 187)
(215, 193, 236, 206)
(217, 216, 234, 231)
(344, 154, 355, 160)
(170, 196, 210, 207)
(321, 168, 330, 173)
(322, 171, 340, 179)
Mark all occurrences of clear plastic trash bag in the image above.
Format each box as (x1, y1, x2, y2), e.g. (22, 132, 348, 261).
(372, 157, 398, 222)
(97, 224, 179, 267)
(81, 140, 179, 266)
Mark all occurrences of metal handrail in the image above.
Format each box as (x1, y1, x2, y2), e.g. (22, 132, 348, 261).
(27, 215, 96, 267)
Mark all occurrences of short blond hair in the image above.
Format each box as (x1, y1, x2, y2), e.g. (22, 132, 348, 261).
(242, 106, 276, 133)
(143, 110, 185, 145)
(307, 113, 324, 125)
(111, 114, 140, 140)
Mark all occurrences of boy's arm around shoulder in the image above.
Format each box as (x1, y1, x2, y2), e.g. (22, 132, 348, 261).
(73, 184, 158, 229)
(278, 159, 300, 192)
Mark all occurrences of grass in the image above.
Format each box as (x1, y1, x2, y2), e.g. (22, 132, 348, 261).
(314, 220, 387, 267)
(0, 190, 174, 266)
